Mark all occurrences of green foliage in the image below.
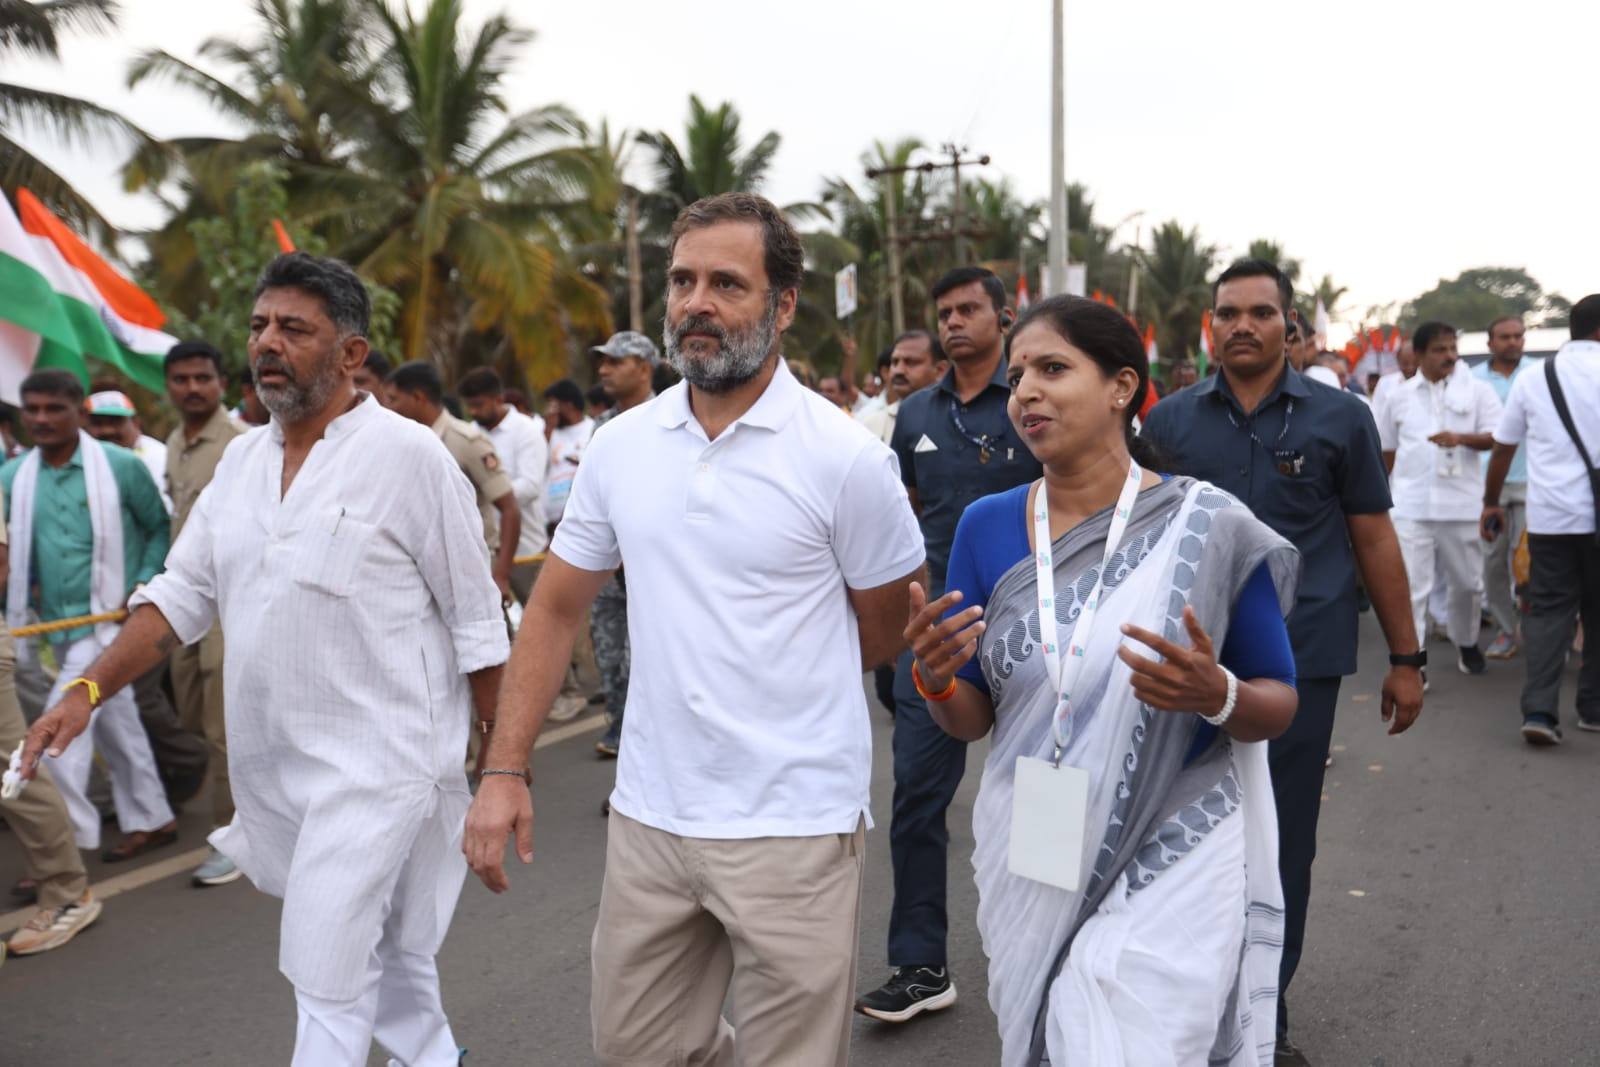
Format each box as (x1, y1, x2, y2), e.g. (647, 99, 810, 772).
(164, 161, 397, 377)
(1399, 267, 1569, 331)
(1245, 239, 1300, 285)
(1, 0, 158, 246)
(1139, 221, 1218, 365)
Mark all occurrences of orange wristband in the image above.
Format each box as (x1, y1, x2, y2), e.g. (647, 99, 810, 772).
(912, 662, 958, 702)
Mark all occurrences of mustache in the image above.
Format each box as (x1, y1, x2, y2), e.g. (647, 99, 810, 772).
(254, 355, 297, 383)
(672, 316, 726, 344)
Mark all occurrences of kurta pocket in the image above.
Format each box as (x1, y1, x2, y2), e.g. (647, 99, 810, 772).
(290, 515, 377, 598)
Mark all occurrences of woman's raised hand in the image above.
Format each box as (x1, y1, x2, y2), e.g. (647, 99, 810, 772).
(904, 582, 986, 690)
(1116, 605, 1229, 716)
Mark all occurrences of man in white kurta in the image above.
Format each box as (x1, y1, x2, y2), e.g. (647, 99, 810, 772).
(23, 252, 508, 1067)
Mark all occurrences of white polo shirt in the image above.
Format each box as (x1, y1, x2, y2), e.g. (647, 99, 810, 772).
(1376, 364, 1502, 522)
(552, 359, 924, 839)
(1494, 340, 1600, 535)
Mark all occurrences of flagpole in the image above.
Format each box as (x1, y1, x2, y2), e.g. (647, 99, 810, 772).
(1046, 0, 1067, 297)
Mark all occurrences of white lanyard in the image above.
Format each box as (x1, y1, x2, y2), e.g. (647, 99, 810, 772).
(1033, 459, 1143, 765)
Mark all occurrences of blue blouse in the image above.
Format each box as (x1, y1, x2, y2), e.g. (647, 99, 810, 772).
(942, 482, 1296, 760)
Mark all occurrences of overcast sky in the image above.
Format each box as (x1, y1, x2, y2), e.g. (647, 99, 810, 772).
(12, 0, 1598, 331)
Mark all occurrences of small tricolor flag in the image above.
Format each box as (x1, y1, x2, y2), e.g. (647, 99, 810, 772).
(0, 190, 175, 402)
(1016, 274, 1031, 311)
(1197, 309, 1212, 376)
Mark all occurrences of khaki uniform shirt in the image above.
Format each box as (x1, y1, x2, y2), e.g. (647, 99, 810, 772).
(432, 411, 513, 553)
(167, 407, 249, 540)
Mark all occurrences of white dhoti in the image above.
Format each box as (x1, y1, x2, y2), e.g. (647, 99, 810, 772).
(292, 885, 460, 1067)
(44, 634, 173, 849)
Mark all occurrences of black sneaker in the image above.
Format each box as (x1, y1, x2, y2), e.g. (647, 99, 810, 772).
(1457, 644, 1487, 675)
(1521, 715, 1564, 746)
(1275, 1033, 1312, 1066)
(854, 965, 957, 1022)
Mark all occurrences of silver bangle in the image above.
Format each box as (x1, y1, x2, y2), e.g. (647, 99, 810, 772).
(1201, 667, 1238, 727)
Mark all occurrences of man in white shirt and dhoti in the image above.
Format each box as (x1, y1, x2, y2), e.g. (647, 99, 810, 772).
(22, 252, 509, 1066)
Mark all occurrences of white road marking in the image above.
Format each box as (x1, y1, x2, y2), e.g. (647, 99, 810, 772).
(0, 713, 607, 933)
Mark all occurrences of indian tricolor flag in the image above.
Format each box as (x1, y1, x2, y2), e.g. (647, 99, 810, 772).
(0, 189, 174, 403)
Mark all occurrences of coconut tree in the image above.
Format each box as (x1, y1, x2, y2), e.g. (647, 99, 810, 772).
(1, 0, 155, 243)
(1139, 220, 1218, 363)
(1245, 238, 1300, 284)
(122, 0, 374, 313)
(314, 0, 613, 380)
(636, 95, 783, 223)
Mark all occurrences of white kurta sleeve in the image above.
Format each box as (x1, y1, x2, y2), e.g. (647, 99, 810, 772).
(831, 441, 925, 590)
(1375, 389, 1401, 452)
(511, 419, 549, 507)
(129, 477, 219, 644)
(1474, 380, 1504, 435)
(416, 448, 510, 675)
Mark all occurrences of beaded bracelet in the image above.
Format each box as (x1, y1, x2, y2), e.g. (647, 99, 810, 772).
(912, 662, 958, 703)
(1200, 667, 1238, 727)
(480, 769, 529, 782)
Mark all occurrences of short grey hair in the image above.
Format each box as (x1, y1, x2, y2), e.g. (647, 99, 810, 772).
(255, 252, 372, 339)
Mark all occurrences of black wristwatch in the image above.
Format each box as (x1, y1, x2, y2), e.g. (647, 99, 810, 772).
(1388, 651, 1427, 668)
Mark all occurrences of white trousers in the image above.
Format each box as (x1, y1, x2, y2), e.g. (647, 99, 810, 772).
(1395, 518, 1484, 650)
(44, 634, 174, 849)
(292, 908, 458, 1067)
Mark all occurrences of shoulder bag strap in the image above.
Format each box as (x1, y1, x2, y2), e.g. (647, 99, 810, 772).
(1545, 356, 1596, 472)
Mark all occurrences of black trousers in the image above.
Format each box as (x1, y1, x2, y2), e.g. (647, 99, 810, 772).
(1521, 533, 1600, 725)
(885, 647, 969, 967)
(1269, 675, 1342, 1037)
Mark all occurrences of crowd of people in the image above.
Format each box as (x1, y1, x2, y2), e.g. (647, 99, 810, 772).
(1, 191, 1595, 1067)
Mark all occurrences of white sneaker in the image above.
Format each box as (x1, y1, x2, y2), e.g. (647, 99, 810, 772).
(8, 890, 101, 955)
(546, 693, 587, 722)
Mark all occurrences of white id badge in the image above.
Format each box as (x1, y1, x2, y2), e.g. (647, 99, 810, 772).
(1008, 756, 1090, 891)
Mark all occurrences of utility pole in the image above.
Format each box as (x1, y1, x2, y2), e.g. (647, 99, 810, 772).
(625, 187, 643, 333)
(868, 145, 989, 336)
(1126, 221, 1141, 318)
(882, 175, 905, 336)
(1046, 0, 1067, 295)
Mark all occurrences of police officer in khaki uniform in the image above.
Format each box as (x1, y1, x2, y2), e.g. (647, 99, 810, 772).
(385, 361, 521, 603)
(164, 340, 249, 887)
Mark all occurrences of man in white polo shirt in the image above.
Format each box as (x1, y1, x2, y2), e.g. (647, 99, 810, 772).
(1375, 320, 1502, 678)
(1484, 295, 1600, 744)
(464, 192, 925, 1066)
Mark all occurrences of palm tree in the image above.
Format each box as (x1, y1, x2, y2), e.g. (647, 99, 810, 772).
(1296, 273, 1348, 332)
(636, 95, 782, 221)
(1140, 220, 1218, 364)
(1245, 238, 1300, 284)
(818, 138, 944, 353)
(318, 0, 612, 380)
(965, 176, 1044, 286)
(123, 0, 373, 313)
(2, 0, 155, 243)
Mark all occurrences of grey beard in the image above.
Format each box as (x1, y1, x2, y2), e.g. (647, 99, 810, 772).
(663, 299, 780, 395)
(255, 352, 342, 423)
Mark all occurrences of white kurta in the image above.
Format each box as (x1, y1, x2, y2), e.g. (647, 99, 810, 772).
(132, 396, 508, 1000)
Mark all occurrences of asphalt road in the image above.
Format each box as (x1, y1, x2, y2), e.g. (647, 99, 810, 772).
(3, 614, 1596, 1066)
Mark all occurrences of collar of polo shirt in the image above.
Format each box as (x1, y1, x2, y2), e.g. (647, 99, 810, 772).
(654, 357, 804, 436)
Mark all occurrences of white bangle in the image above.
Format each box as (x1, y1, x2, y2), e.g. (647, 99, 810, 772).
(1201, 667, 1238, 727)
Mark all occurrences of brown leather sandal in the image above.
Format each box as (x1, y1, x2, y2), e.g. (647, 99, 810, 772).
(100, 822, 179, 864)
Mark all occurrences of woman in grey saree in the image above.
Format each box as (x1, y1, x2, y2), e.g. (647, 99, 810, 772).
(906, 296, 1302, 1066)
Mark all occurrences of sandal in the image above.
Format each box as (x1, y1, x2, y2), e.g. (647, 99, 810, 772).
(100, 822, 179, 864)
